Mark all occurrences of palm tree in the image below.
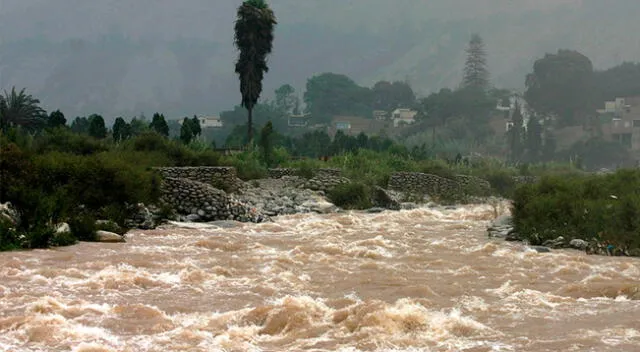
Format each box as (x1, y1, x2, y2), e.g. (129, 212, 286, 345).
(234, 0, 277, 145)
(0, 87, 46, 132)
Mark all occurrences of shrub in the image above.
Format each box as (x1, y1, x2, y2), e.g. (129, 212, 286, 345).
(328, 183, 372, 210)
(68, 213, 97, 242)
(512, 170, 640, 250)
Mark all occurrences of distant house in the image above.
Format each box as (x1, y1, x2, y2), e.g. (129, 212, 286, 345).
(288, 113, 312, 127)
(180, 115, 223, 128)
(391, 108, 417, 127)
(373, 110, 389, 120)
(328, 115, 387, 137)
(599, 96, 640, 151)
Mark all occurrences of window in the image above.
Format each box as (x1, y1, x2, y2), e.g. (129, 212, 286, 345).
(633, 120, 640, 128)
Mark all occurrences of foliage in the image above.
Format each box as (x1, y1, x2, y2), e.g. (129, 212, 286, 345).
(112, 117, 132, 142)
(562, 137, 632, 170)
(513, 170, 640, 250)
(88, 114, 107, 139)
(48, 110, 67, 128)
(0, 87, 47, 132)
(462, 34, 490, 91)
(149, 113, 169, 137)
(259, 121, 275, 166)
(33, 127, 110, 155)
(68, 213, 97, 242)
(371, 81, 416, 111)
(221, 149, 267, 180)
(304, 73, 373, 121)
(327, 183, 372, 210)
(234, 0, 277, 144)
(71, 116, 90, 134)
(274, 84, 298, 114)
(525, 49, 595, 126)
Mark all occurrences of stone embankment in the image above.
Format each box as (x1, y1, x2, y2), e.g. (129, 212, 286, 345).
(387, 172, 491, 198)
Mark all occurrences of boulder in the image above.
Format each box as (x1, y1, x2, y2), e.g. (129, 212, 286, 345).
(301, 198, 339, 214)
(529, 246, 551, 253)
(95, 230, 126, 243)
(542, 236, 566, 249)
(371, 186, 401, 210)
(0, 202, 19, 226)
(569, 239, 589, 250)
(54, 222, 71, 234)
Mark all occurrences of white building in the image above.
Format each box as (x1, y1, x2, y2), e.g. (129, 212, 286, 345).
(391, 108, 418, 127)
(179, 115, 223, 128)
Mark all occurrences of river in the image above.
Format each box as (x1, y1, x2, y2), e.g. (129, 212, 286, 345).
(1, 203, 639, 351)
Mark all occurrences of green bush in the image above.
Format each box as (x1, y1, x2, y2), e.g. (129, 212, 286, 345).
(513, 170, 640, 250)
(33, 127, 109, 155)
(222, 150, 267, 180)
(328, 183, 372, 210)
(68, 213, 97, 242)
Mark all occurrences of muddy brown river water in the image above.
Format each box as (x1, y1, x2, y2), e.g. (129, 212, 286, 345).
(1, 204, 639, 351)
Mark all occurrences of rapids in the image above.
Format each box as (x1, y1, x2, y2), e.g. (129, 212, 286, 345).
(1, 203, 639, 351)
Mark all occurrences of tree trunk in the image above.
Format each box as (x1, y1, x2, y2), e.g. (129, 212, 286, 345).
(247, 107, 253, 147)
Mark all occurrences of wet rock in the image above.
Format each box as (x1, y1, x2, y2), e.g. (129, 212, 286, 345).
(492, 215, 513, 227)
(569, 239, 588, 250)
(505, 231, 522, 241)
(529, 246, 551, 253)
(0, 202, 19, 226)
(95, 230, 125, 243)
(185, 214, 201, 222)
(371, 186, 401, 210)
(400, 202, 419, 210)
(54, 222, 71, 234)
(366, 207, 386, 213)
(302, 198, 339, 214)
(542, 236, 565, 249)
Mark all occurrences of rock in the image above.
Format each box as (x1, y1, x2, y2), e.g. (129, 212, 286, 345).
(366, 207, 386, 213)
(0, 202, 19, 226)
(569, 239, 589, 250)
(542, 236, 565, 249)
(95, 230, 125, 243)
(492, 215, 513, 227)
(505, 232, 522, 241)
(529, 246, 551, 253)
(185, 214, 201, 222)
(628, 248, 640, 257)
(371, 186, 401, 210)
(54, 222, 71, 234)
(400, 202, 418, 210)
(302, 198, 339, 214)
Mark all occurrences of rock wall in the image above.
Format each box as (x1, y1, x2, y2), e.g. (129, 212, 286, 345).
(268, 168, 297, 178)
(160, 177, 267, 222)
(454, 175, 492, 195)
(268, 167, 343, 179)
(387, 172, 461, 196)
(154, 167, 240, 192)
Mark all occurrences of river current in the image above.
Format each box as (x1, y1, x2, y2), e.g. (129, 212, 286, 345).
(1, 203, 639, 351)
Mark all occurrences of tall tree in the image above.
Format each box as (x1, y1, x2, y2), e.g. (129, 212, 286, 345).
(462, 34, 490, 91)
(372, 81, 416, 111)
(88, 114, 107, 139)
(149, 113, 169, 137)
(507, 103, 525, 163)
(259, 121, 274, 166)
(180, 117, 194, 144)
(234, 0, 277, 145)
(112, 117, 131, 142)
(525, 49, 595, 126)
(70, 117, 90, 134)
(48, 110, 67, 128)
(0, 87, 47, 132)
(274, 84, 298, 114)
(190, 115, 202, 137)
(304, 73, 372, 121)
(525, 116, 543, 162)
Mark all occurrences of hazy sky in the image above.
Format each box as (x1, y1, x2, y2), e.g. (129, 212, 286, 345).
(2, 0, 637, 119)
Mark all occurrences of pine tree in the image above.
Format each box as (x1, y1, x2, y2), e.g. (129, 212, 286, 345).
(508, 103, 524, 163)
(525, 116, 543, 162)
(462, 34, 490, 91)
(149, 113, 169, 137)
(180, 117, 193, 144)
